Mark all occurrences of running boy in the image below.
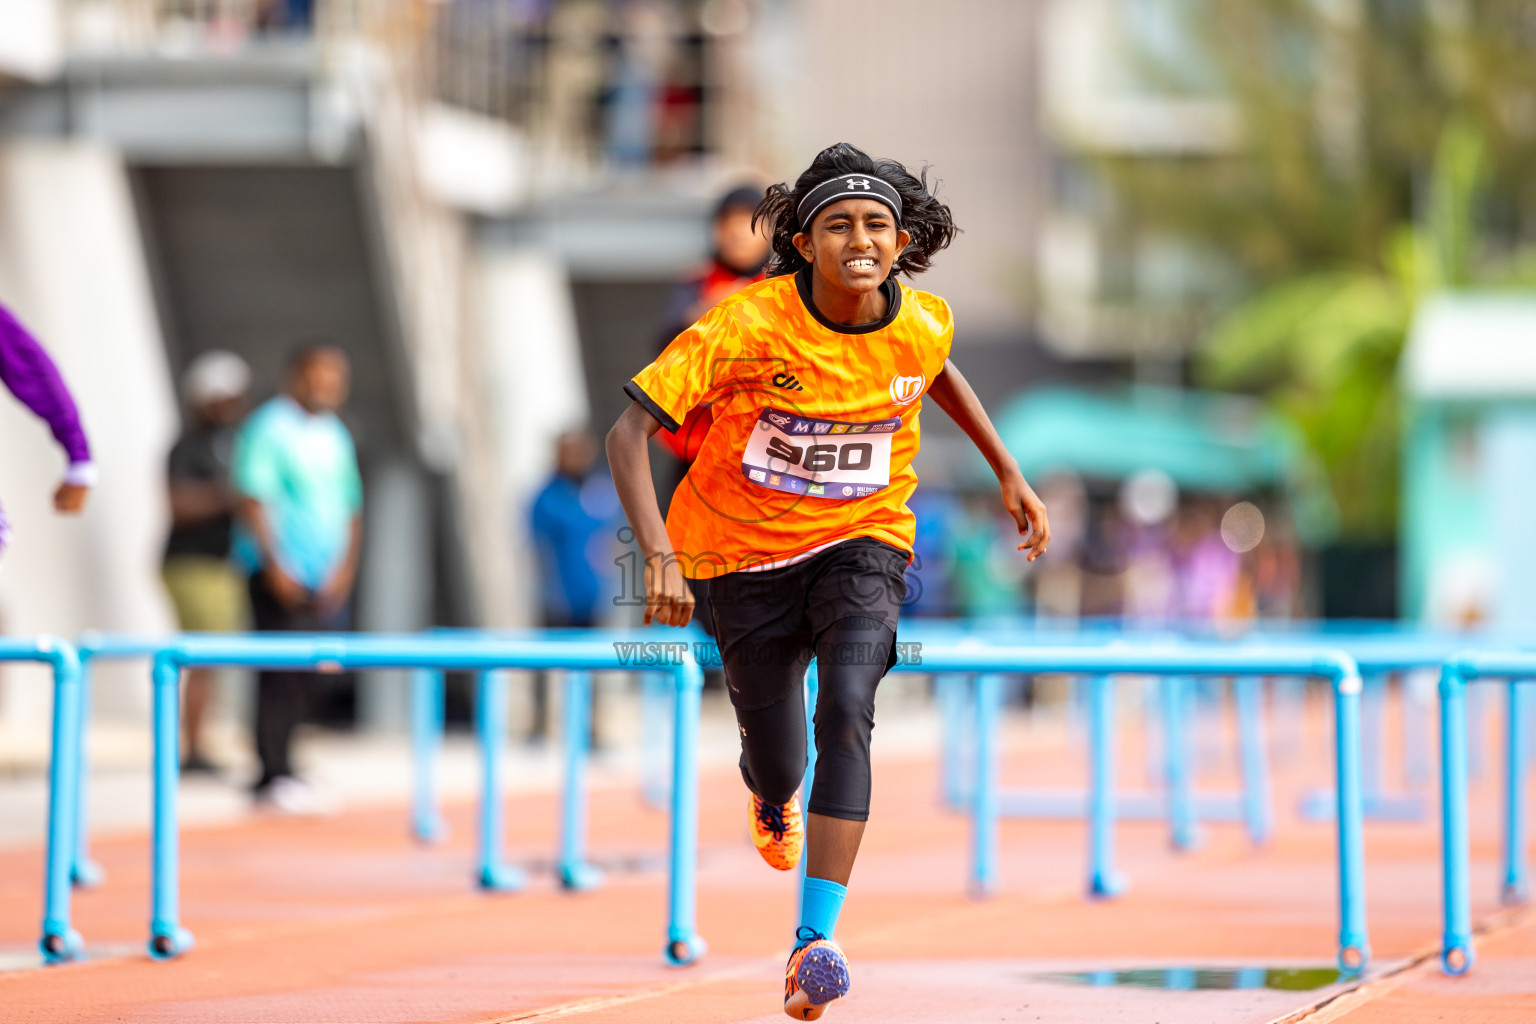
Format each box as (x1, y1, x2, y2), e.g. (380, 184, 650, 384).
(606, 143, 1049, 1020)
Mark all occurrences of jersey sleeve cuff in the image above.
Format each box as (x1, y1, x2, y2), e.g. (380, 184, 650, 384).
(63, 462, 97, 487)
(623, 380, 682, 434)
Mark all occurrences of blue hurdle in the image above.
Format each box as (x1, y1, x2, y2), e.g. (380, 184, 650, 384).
(912, 623, 1269, 844)
(70, 633, 172, 889)
(3, 636, 87, 963)
(890, 643, 1370, 973)
(1283, 638, 1484, 823)
(37, 633, 706, 968)
(410, 668, 449, 843)
(70, 634, 474, 881)
(1434, 652, 1536, 977)
(408, 627, 711, 841)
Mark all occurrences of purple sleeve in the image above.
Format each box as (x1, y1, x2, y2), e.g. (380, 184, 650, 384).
(0, 302, 91, 465)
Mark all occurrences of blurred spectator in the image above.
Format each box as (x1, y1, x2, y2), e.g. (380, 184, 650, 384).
(951, 491, 1027, 620)
(605, 0, 671, 167)
(1118, 471, 1178, 625)
(257, 0, 314, 33)
(1170, 498, 1241, 623)
(1252, 508, 1303, 619)
(162, 351, 251, 774)
(528, 428, 621, 743)
(905, 488, 961, 617)
(662, 186, 772, 339)
(234, 345, 362, 814)
(651, 185, 769, 655)
(652, 185, 770, 468)
(1031, 473, 1088, 620)
(0, 300, 92, 561)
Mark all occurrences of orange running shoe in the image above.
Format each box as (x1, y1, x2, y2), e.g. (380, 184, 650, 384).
(783, 930, 850, 1020)
(749, 792, 803, 871)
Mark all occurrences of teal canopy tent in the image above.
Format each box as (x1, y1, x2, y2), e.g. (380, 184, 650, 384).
(981, 386, 1335, 537)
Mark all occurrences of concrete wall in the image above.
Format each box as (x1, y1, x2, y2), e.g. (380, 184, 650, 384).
(0, 141, 176, 738)
(792, 0, 1047, 341)
(470, 246, 591, 629)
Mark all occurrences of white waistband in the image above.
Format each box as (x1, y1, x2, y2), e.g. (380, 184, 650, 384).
(732, 540, 843, 573)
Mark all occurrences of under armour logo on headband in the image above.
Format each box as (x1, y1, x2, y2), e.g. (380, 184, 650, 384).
(796, 172, 903, 229)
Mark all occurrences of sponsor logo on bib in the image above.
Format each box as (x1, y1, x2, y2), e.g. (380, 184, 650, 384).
(889, 374, 925, 405)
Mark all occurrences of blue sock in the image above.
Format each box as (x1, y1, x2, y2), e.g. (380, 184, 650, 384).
(798, 877, 848, 946)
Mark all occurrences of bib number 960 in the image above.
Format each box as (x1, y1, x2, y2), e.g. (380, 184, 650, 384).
(766, 437, 874, 472)
(740, 407, 899, 500)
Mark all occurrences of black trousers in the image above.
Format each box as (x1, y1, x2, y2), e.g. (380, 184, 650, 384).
(249, 572, 347, 790)
(705, 538, 908, 822)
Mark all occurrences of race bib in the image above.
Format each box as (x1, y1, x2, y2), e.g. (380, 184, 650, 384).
(740, 408, 900, 500)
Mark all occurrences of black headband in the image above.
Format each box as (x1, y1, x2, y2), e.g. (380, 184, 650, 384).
(795, 172, 903, 230)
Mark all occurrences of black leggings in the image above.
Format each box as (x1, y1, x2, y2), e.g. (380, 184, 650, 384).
(734, 616, 892, 822)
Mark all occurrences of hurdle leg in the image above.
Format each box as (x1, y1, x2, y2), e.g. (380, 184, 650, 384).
(40, 648, 84, 961)
(1469, 685, 1488, 781)
(476, 670, 525, 891)
(149, 657, 194, 959)
(970, 673, 1003, 897)
(937, 673, 972, 809)
(1440, 665, 1474, 974)
(1332, 668, 1369, 972)
(410, 669, 448, 843)
(559, 670, 602, 891)
(1502, 679, 1531, 906)
(1237, 675, 1274, 846)
(663, 658, 706, 965)
(1361, 672, 1385, 801)
(1164, 676, 1199, 851)
(1087, 674, 1125, 897)
(1143, 676, 1162, 785)
(70, 658, 104, 888)
(641, 672, 670, 809)
(1405, 668, 1434, 787)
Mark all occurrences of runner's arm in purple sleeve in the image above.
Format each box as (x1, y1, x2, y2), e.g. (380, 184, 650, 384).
(0, 302, 95, 510)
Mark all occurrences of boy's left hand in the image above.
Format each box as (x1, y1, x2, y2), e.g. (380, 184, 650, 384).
(1001, 472, 1049, 561)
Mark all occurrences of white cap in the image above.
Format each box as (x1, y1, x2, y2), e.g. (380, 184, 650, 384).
(183, 350, 251, 407)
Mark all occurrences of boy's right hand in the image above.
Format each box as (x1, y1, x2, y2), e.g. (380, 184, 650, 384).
(53, 481, 90, 513)
(265, 565, 310, 610)
(644, 551, 695, 627)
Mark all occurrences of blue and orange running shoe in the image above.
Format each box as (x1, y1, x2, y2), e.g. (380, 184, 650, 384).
(750, 792, 803, 871)
(783, 928, 850, 1020)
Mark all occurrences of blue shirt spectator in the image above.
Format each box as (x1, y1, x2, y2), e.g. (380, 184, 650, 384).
(234, 394, 362, 591)
(530, 430, 618, 627)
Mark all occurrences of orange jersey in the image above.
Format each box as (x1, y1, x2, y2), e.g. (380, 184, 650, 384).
(625, 269, 953, 578)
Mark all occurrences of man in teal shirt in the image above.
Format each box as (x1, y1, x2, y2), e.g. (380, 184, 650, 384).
(234, 344, 362, 812)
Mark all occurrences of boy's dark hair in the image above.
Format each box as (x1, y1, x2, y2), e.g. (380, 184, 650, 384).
(753, 142, 958, 278)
